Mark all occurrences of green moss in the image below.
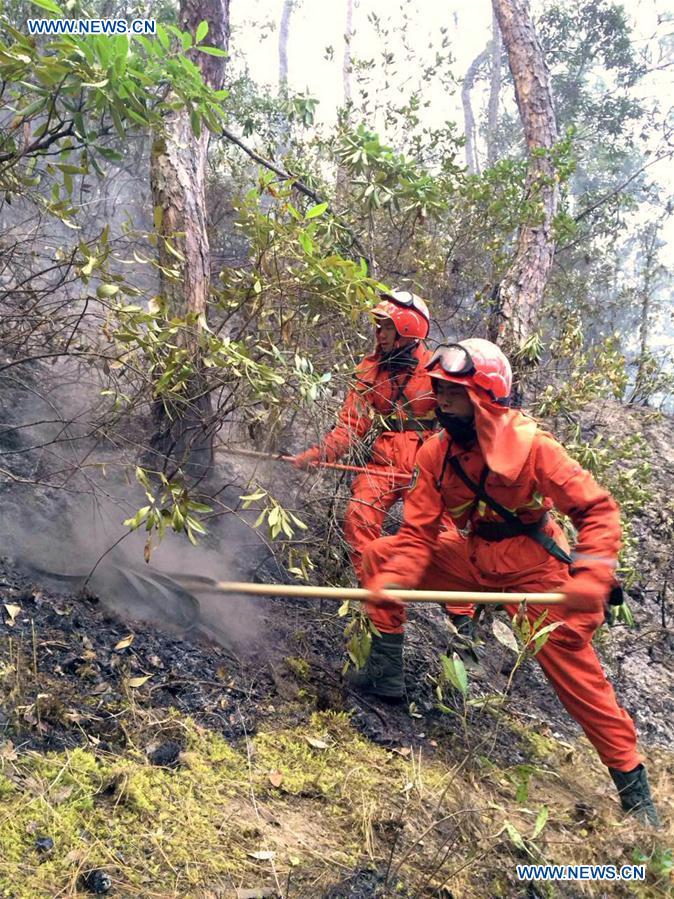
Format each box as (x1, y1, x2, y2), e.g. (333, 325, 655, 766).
(254, 710, 409, 799)
(285, 656, 311, 680)
(505, 716, 560, 761)
(2, 707, 667, 899)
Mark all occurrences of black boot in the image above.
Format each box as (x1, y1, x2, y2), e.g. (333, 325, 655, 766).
(447, 614, 481, 670)
(347, 632, 404, 700)
(609, 764, 661, 828)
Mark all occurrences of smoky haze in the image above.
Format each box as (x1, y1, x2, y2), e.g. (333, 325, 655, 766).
(0, 361, 275, 653)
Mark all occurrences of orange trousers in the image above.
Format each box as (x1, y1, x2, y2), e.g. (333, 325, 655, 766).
(343, 470, 412, 582)
(361, 530, 641, 772)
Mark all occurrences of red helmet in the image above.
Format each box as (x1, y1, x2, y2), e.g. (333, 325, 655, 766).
(426, 338, 512, 402)
(371, 289, 430, 340)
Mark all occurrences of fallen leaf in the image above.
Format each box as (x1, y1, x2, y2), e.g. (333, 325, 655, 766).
(492, 619, 519, 653)
(90, 682, 110, 695)
(0, 742, 18, 761)
(127, 675, 152, 688)
(51, 785, 74, 804)
(3, 603, 21, 624)
(391, 747, 412, 758)
(268, 771, 283, 788)
(247, 850, 276, 861)
(305, 736, 328, 750)
(114, 634, 135, 651)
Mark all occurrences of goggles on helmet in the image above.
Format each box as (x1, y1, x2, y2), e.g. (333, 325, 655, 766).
(380, 290, 429, 319)
(427, 342, 510, 403)
(427, 344, 474, 376)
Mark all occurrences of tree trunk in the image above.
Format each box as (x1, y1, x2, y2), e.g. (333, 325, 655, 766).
(336, 0, 354, 199)
(277, 0, 295, 158)
(461, 47, 489, 175)
(489, 0, 559, 351)
(279, 0, 293, 91)
(632, 223, 660, 404)
(342, 0, 354, 107)
(486, 8, 502, 167)
(149, 0, 230, 480)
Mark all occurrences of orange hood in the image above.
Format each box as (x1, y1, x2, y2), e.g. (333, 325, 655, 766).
(462, 384, 538, 482)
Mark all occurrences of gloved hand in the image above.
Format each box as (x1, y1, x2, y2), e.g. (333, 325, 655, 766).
(366, 574, 405, 609)
(366, 574, 406, 629)
(290, 446, 322, 470)
(563, 569, 608, 613)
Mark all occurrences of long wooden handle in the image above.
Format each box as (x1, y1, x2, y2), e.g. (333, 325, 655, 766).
(173, 579, 566, 605)
(226, 446, 406, 479)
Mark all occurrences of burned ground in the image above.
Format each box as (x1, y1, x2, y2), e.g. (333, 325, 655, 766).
(0, 403, 673, 897)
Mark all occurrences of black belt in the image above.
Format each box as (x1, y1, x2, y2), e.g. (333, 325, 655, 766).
(383, 418, 437, 433)
(473, 512, 550, 542)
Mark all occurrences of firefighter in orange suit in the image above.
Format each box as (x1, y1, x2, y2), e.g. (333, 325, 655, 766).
(355, 337, 660, 827)
(292, 290, 437, 581)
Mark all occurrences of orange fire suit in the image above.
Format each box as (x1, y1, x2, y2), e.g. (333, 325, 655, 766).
(361, 425, 642, 772)
(316, 344, 437, 581)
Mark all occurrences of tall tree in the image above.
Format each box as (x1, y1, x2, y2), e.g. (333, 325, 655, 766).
(149, 0, 230, 478)
(342, 0, 354, 107)
(461, 46, 489, 174)
(486, 8, 503, 166)
(631, 219, 669, 404)
(336, 0, 355, 199)
(278, 0, 294, 92)
(489, 0, 559, 350)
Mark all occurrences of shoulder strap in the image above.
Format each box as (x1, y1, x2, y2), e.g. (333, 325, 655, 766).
(447, 455, 572, 566)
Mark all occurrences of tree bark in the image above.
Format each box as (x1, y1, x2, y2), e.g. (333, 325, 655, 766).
(461, 47, 489, 175)
(278, 0, 293, 91)
(632, 223, 661, 404)
(336, 0, 355, 199)
(277, 0, 295, 158)
(487, 8, 502, 167)
(489, 0, 559, 351)
(149, 0, 230, 479)
(342, 0, 354, 107)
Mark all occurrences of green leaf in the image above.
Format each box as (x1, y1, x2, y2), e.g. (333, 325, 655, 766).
(298, 231, 313, 256)
(440, 652, 468, 697)
(97, 284, 119, 298)
(197, 46, 228, 57)
(532, 805, 548, 839)
(190, 107, 201, 138)
(56, 163, 87, 174)
(157, 25, 170, 51)
(123, 506, 151, 530)
(505, 822, 526, 851)
(196, 20, 209, 43)
(306, 202, 328, 219)
(31, 0, 62, 14)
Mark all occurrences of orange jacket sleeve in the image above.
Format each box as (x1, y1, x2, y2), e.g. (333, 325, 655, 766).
(532, 432, 621, 587)
(369, 437, 446, 587)
(317, 375, 375, 463)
